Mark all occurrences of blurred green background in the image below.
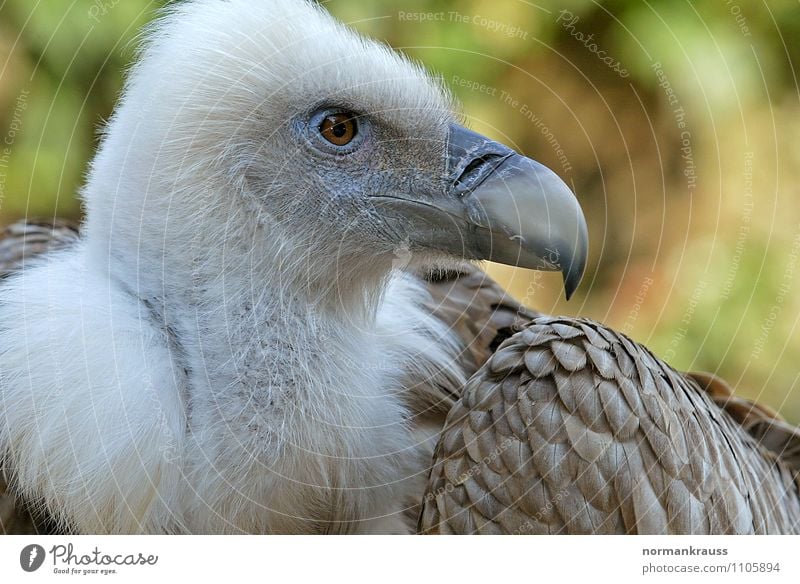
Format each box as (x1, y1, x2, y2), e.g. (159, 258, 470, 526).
(1, 0, 798, 421)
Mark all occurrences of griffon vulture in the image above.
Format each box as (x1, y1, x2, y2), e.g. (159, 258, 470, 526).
(1, 0, 799, 535)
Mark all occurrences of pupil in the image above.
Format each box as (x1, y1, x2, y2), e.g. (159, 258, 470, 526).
(332, 123, 347, 137)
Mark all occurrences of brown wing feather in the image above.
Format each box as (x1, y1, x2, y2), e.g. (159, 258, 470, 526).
(400, 263, 540, 526)
(420, 316, 800, 534)
(3, 223, 798, 534)
(418, 263, 540, 380)
(688, 371, 800, 480)
(0, 219, 79, 278)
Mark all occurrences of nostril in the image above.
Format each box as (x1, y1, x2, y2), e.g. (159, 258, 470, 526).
(446, 123, 516, 195)
(459, 155, 495, 182)
(452, 152, 512, 193)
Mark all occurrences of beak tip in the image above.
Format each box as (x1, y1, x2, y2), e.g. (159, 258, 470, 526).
(563, 270, 578, 301)
(563, 210, 590, 301)
(443, 124, 590, 299)
(561, 246, 587, 301)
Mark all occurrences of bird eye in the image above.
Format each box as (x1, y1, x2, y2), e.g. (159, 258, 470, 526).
(319, 112, 357, 146)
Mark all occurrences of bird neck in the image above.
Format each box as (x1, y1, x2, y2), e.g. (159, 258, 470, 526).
(82, 159, 401, 395)
(86, 211, 398, 393)
(181, 229, 396, 327)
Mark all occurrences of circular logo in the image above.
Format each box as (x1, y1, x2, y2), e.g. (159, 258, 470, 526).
(19, 544, 46, 572)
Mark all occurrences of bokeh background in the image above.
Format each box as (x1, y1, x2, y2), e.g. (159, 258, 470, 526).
(1, 0, 798, 421)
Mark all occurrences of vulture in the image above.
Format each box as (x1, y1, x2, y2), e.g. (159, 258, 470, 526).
(1, 0, 799, 535)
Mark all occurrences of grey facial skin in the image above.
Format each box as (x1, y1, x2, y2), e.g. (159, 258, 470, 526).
(373, 125, 589, 298)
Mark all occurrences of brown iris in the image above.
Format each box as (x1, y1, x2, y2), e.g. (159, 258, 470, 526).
(319, 112, 357, 146)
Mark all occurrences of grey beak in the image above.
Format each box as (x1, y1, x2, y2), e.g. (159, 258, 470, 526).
(447, 125, 588, 298)
(373, 124, 589, 299)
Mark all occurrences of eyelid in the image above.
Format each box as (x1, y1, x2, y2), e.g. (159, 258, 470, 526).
(304, 107, 368, 154)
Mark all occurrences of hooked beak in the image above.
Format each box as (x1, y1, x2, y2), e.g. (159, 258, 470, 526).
(373, 124, 589, 299)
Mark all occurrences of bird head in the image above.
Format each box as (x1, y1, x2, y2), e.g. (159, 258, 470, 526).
(82, 0, 588, 302)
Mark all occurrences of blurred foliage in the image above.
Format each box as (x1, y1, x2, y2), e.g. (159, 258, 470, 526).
(1, 0, 799, 421)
